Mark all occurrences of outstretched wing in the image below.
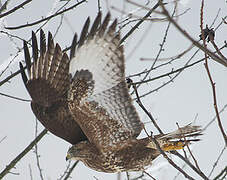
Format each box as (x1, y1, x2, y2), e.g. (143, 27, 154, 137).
(20, 30, 87, 144)
(68, 13, 143, 152)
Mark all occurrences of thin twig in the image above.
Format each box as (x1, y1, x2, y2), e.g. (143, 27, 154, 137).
(34, 120, 44, 180)
(203, 104, 227, 131)
(133, 76, 209, 180)
(214, 16, 227, 31)
(208, 146, 226, 178)
(141, 44, 194, 61)
(210, 40, 227, 62)
(151, 135, 195, 180)
(143, 170, 156, 180)
(58, 161, 71, 180)
(0, 0, 9, 14)
(130, 173, 144, 180)
(35, 0, 72, 34)
(133, 58, 203, 85)
(5, 0, 86, 30)
(126, 172, 130, 180)
(223, 18, 227, 24)
(131, 41, 226, 80)
(0, 52, 21, 77)
(0, 67, 22, 86)
(120, 1, 162, 44)
(150, 4, 176, 74)
(0, 30, 29, 42)
(136, 48, 200, 99)
(134, 3, 176, 92)
(0, 92, 31, 102)
(54, 14, 64, 38)
(0, 129, 48, 179)
(134, 87, 195, 179)
(173, 156, 190, 180)
(0, 136, 7, 144)
(176, 123, 201, 171)
(200, 0, 227, 146)
(159, 1, 227, 67)
(172, 151, 209, 180)
(210, 8, 221, 27)
(126, 23, 153, 60)
(132, 84, 163, 134)
(0, 0, 32, 19)
(138, 39, 227, 98)
(213, 166, 227, 180)
(28, 164, 33, 180)
(63, 161, 79, 180)
(113, 6, 171, 23)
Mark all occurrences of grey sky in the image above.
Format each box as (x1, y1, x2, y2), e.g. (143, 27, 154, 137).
(0, 0, 226, 179)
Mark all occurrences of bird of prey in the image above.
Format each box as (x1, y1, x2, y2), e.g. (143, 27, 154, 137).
(20, 12, 202, 173)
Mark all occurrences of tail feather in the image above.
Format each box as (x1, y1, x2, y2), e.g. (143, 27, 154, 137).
(161, 139, 200, 151)
(156, 123, 202, 140)
(147, 124, 202, 151)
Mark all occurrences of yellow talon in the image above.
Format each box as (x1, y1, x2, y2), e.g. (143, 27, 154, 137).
(162, 141, 185, 151)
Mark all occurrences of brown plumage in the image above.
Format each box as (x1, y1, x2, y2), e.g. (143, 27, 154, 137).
(20, 30, 87, 145)
(20, 12, 202, 173)
(66, 124, 201, 172)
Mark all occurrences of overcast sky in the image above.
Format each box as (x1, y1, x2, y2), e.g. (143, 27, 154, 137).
(0, 0, 227, 180)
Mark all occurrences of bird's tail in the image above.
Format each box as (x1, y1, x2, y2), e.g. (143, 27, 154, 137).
(146, 124, 202, 151)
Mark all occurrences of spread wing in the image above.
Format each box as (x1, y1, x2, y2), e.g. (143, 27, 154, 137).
(68, 13, 143, 152)
(20, 30, 87, 144)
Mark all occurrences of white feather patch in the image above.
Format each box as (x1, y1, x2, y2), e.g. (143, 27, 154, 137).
(69, 37, 123, 95)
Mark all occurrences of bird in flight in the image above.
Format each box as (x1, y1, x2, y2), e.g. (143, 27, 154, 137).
(20, 12, 202, 173)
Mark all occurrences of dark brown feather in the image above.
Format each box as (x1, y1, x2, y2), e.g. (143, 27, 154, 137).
(88, 12, 102, 40)
(19, 62, 28, 86)
(40, 29, 46, 57)
(23, 40, 31, 77)
(70, 33, 77, 60)
(31, 100, 86, 144)
(32, 31, 38, 61)
(107, 19, 117, 37)
(99, 12, 110, 37)
(78, 17, 90, 48)
(20, 30, 87, 144)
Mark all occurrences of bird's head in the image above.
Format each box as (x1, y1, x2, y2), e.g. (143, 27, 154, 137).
(66, 141, 91, 161)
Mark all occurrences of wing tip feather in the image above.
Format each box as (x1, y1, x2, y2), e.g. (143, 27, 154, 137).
(40, 29, 46, 56)
(19, 62, 28, 86)
(78, 17, 90, 48)
(70, 33, 77, 60)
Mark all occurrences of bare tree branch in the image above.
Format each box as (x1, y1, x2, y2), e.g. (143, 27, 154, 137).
(120, 1, 162, 44)
(213, 166, 227, 180)
(5, 0, 86, 30)
(34, 120, 45, 180)
(0, 92, 31, 102)
(0, 129, 48, 179)
(200, 0, 227, 146)
(208, 146, 226, 178)
(159, 0, 227, 67)
(132, 81, 209, 180)
(63, 161, 79, 180)
(0, 0, 32, 19)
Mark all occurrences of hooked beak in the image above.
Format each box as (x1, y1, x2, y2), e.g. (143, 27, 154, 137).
(66, 153, 71, 161)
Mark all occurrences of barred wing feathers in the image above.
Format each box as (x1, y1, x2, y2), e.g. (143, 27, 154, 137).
(69, 13, 143, 152)
(20, 30, 86, 144)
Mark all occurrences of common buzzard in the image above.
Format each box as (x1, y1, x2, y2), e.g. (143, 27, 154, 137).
(20, 12, 202, 172)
